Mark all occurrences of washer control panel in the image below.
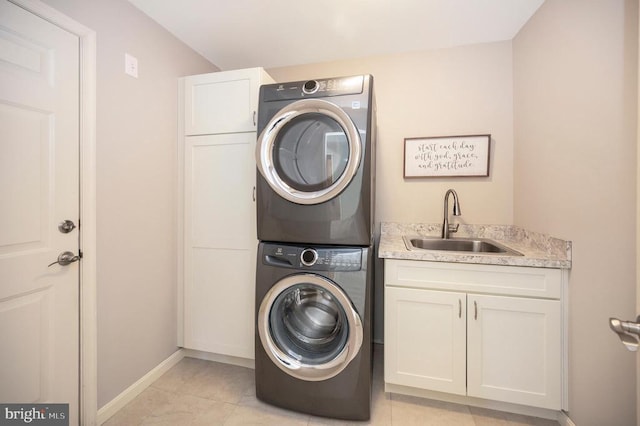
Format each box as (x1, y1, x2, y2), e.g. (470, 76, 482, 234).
(302, 80, 319, 95)
(262, 243, 362, 271)
(300, 248, 318, 266)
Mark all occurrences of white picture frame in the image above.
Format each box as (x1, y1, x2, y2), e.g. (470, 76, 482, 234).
(404, 134, 491, 178)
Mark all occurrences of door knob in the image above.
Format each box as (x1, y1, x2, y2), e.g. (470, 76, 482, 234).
(58, 220, 76, 233)
(609, 316, 640, 351)
(48, 251, 80, 267)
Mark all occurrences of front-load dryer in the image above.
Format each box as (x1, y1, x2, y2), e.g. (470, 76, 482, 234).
(255, 241, 372, 420)
(256, 75, 376, 246)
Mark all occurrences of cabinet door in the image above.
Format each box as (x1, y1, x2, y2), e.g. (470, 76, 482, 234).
(467, 294, 561, 409)
(184, 68, 269, 135)
(183, 133, 256, 358)
(385, 287, 466, 395)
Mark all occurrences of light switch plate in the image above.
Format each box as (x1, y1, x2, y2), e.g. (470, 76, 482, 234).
(125, 53, 138, 78)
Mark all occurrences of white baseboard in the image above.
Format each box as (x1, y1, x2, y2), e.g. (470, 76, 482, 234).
(558, 411, 577, 426)
(96, 348, 185, 425)
(386, 382, 561, 421)
(183, 348, 255, 369)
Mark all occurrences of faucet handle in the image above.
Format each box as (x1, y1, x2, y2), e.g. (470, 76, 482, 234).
(448, 223, 459, 233)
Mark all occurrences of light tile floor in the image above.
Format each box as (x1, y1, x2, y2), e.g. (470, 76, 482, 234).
(104, 345, 559, 425)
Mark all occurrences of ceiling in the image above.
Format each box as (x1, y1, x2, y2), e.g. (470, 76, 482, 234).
(128, 0, 545, 71)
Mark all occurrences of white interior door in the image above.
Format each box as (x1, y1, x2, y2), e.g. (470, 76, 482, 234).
(637, 3, 640, 420)
(0, 0, 80, 423)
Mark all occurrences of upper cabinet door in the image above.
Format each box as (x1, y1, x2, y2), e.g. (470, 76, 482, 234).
(183, 68, 273, 135)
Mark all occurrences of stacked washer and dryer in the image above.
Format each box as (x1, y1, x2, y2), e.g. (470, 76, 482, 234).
(254, 75, 376, 420)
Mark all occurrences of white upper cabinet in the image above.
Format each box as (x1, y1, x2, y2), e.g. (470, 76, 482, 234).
(183, 68, 272, 135)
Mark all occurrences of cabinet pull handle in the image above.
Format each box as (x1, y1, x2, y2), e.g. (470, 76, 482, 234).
(474, 300, 478, 320)
(253, 186, 256, 202)
(458, 299, 462, 318)
(253, 111, 256, 126)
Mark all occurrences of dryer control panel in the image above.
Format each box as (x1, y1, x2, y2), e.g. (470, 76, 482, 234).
(261, 75, 366, 101)
(262, 243, 362, 271)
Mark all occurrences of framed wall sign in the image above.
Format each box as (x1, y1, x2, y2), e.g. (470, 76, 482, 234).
(404, 134, 491, 178)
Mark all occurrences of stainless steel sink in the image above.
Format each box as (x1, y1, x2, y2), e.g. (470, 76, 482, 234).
(403, 236, 523, 256)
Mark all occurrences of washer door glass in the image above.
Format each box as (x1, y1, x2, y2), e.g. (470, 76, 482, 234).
(258, 274, 363, 381)
(271, 283, 348, 365)
(257, 99, 362, 205)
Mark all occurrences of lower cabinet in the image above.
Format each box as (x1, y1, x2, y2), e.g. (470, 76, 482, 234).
(384, 259, 566, 411)
(181, 133, 257, 359)
(385, 287, 467, 395)
(467, 293, 561, 409)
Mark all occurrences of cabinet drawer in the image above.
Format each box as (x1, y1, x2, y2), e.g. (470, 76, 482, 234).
(385, 259, 562, 299)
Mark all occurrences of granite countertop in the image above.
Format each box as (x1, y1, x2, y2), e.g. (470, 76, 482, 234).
(378, 222, 572, 269)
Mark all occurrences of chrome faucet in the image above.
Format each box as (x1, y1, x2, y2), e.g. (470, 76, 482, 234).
(442, 189, 461, 239)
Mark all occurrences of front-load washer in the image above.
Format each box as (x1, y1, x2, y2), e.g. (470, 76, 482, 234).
(256, 75, 376, 246)
(255, 241, 372, 420)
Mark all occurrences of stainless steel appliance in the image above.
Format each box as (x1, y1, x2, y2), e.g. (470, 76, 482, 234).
(254, 241, 372, 420)
(255, 75, 376, 246)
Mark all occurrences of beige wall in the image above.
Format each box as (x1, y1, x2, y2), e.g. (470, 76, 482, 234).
(514, 1, 638, 424)
(42, 0, 218, 408)
(269, 43, 515, 342)
(269, 42, 515, 227)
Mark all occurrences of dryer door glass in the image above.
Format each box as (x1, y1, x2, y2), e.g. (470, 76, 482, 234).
(256, 99, 362, 205)
(273, 113, 349, 193)
(258, 274, 364, 381)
